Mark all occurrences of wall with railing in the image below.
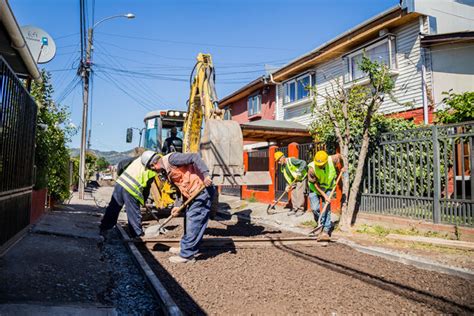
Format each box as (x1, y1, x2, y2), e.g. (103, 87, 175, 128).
(360, 122, 473, 226)
(0, 57, 37, 246)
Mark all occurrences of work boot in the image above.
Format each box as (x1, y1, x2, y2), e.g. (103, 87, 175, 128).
(295, 209, 306, 217)
(169, 255, 195, 264)
(168, 246, 181, 254)
(317, 231, 331, 242)
(287, 209, 297, 216)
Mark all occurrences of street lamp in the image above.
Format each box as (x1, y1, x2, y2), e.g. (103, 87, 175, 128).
(78, 13, 135, 199)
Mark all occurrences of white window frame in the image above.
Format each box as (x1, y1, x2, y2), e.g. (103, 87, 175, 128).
(283, 72, 315, 105)
(247, 94, 261, 117)
(345, 35, 397, 83)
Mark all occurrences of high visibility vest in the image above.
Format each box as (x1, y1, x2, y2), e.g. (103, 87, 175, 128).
(116, 157, 157, 205)
(308, 158, 336, 193)
(281, 158, 307, 184)
(161, 154, 205, 200)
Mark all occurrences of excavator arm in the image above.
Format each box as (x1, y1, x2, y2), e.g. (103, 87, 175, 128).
(182, 53, 271, 186)
(182, 53, 223, 153)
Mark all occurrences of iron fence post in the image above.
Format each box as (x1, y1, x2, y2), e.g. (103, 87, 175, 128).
(432, 125, 441, 223)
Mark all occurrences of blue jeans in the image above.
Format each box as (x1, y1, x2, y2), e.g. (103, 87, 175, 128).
(100, 184, 143, 237)
(309, 191, 332, 233)
(180, 186, 216, 258)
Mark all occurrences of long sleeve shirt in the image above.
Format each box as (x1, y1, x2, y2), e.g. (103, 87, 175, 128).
(167, 153, 210, 178)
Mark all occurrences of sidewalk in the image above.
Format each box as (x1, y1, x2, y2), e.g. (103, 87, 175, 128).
(218, 194, 474, 276)
(0, 190, 158, 315)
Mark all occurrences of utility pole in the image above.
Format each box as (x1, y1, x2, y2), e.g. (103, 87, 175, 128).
(77, 13, 135, 199)
(78, 28, 92, 199)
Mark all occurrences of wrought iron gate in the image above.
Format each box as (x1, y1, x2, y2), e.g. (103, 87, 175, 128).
(360, 122, 473, 226)
(0, 56, 37, 246)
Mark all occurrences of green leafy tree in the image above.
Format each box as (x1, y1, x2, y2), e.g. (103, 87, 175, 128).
(95, 156, 110, 172)
(32, 70, 76, 201)
(85, 151, 98, 179)
(309, 56, 395, 231)
(435, 90, 474, 124)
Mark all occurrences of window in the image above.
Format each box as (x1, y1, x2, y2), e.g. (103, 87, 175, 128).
(346, 36, 397, 82)
(247, 94, 261, 116)
(283, 73, 314, 104)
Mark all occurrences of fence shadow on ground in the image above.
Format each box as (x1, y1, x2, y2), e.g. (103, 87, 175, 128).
(206, 209, 282, 237)
(274, 243, 473, 314)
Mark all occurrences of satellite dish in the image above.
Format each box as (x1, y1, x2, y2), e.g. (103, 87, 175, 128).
(20, 25, 56, 64)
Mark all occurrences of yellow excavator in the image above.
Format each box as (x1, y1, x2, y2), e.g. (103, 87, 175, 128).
(148, 53, 271, 210)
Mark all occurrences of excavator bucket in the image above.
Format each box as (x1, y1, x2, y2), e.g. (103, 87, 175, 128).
(200, 119, 272, 186)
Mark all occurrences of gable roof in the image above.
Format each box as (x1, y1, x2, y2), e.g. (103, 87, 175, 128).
(219, 4, 421, 108)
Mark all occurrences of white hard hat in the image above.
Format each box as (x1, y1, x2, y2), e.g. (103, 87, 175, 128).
(141, 150, 160, 167)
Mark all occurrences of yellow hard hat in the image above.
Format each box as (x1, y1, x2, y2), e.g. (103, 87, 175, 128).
(314, 150, 328, 167)
(274, 151, 284, 162)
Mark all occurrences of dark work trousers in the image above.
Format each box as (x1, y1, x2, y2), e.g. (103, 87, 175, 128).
(100, 184, 143, 237)
(179, 185, 216, 259)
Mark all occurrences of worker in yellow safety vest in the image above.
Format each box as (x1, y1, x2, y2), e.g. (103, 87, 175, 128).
(274, 151, 307, 216)
(307, 150, 344, 241)
(100, 151, 161, 238)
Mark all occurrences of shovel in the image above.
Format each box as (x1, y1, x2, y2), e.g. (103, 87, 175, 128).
(145, 185, 207, 236)
(266, 181, 295, 215)
(308, 171, 343, 236)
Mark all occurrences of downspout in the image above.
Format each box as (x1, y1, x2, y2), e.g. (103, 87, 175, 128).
(419, 16, 429, 124)
(0, 0, 42, 82)
(268, 73, 281, 120)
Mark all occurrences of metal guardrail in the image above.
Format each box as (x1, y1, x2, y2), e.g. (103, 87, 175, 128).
(360, 122, 473, 226)
(0, 56, 37, 245)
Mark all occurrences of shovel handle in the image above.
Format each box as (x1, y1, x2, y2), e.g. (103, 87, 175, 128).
(156, 185, 207, 230)
(309, 171, 343, 235)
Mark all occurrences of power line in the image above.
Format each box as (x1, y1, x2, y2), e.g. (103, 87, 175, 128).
(94, 41, 173, 105)
(95, 71, 155, 111)
(96, 32, 297, 51)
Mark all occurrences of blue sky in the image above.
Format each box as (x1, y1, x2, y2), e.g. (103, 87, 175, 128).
(12, 0, 397, 152)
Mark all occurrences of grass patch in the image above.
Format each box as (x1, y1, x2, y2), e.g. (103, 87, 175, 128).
(245, 193, 258, 203)
(356, 224, 451, 239)
(300, 220, 317, 228)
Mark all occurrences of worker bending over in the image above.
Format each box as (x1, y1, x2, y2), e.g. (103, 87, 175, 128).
(308, 150, 344, 241)
(100, 150, 160, 238)
(153, 152, 214, 263)
(274, 151, 307, 216)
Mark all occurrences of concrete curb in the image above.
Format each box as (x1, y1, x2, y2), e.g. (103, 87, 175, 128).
(337, 238, 474, 281)
(218, 210, 474, 281)
(116, 225, 183, 316)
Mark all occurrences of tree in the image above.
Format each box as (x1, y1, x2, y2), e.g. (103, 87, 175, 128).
(435, 90, 474, 124)
(309, 57, 395, 231)
(96, 156, 110, 171)
(32, 70, 76, 201)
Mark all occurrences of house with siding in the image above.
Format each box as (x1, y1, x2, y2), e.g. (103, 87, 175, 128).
(220, 0, 474, 128)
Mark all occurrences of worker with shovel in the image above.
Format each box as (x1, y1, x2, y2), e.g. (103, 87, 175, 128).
(151, 152, 214, 264)
(274, 151, 307, 216)
(99, 150, 160, 238)
(308, 150, 344, 241)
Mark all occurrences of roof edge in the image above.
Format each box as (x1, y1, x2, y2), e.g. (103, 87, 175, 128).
(0, 0, 41, 82)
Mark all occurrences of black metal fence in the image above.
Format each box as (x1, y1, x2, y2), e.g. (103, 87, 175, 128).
(298, 142, 325, 163)
(0, 56, 37, 246)
(360, 122, 473, 226)
(247, 148, 269, 191)
(274, 146, 289, 201)
(221, 185, 241, 197)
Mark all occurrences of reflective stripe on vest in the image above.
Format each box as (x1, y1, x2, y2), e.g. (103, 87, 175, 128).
(116, 157, 156, 205)
(308, 158, 336, 193)
(281, 158, 306, 184)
